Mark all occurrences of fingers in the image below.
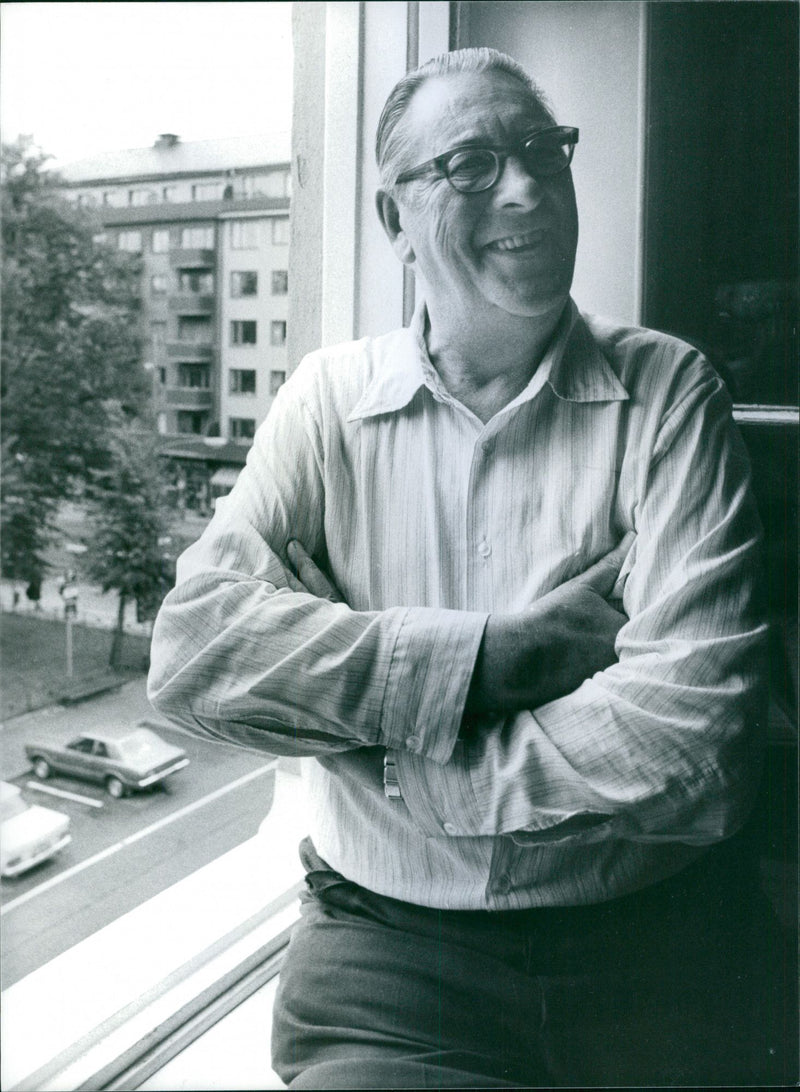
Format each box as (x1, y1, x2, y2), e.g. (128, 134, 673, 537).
(569, 531, 636, 597)
(287, 540, 342, 602)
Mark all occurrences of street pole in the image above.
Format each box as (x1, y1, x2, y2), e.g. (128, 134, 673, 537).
(61, 579, 78, 678)
(66, 613, 74, 677)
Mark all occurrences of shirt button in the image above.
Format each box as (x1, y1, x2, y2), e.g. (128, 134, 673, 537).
(405, 734, 421, 752)
(477, 539, 491, 558)
(481, 438, 495, 455)
(443, 821, 458, 835)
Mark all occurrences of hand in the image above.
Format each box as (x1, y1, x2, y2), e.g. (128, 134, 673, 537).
(466, 533, 635, 717)
(286, 540, 344, 603)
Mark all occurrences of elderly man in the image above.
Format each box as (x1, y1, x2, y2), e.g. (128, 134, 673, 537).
(149, 48, 787, 1088)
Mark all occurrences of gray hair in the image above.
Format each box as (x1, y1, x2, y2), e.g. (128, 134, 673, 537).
(375, 47, 554, 189)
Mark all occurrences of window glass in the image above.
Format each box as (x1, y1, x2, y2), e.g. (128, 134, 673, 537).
(271, 270, 288, 295)
(130, 188, 157, 207)
(178, 364, 210, 388)
(192, 182, 225, 201)
(103, 190, 126, 208)
(177, 410, 207, 434)
(270, 370, 286, 395)
(231, 320, 257, 346)
(271, 218, 290, 245)
(270, 320, 287, 347)
(229, 417, 256, 441)
(230, 369, 257, 395)
(230, 221, 260, 249)
(179, 270, 214, 294)
(178, 316, 213, 343)
(117, 231, 142, 252)
(180, 226, 215, 249)
(231, 271, 259, 297)
(151, 275, 168, 295)
(152, 229, 170, 253)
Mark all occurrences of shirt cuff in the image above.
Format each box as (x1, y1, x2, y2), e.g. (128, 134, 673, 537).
(378, 607, 488, 765)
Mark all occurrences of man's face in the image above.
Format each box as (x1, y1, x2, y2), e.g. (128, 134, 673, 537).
(388, 70, 579, 320)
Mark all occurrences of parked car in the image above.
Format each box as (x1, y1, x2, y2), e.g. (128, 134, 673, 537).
(25, 726, 189, 798)
(1, 781, 71, 878)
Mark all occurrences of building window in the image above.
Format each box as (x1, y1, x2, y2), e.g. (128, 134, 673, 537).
(230, 271, 258, 297)
(229, 417, 256, 442)
(158, 366, 167, 385)
(179, 269, 214, 294)
(270, 320, 287, 347)
(180, 226, 214, 249)
(271, 270, 288, 295)
(177, 411, 206, 435)
(151, 274, 168, 294)
(178, 316, 213, 343)
(130, 188, 157, 207)
(229, 369, 257, 395)
(117, 230, 142, 252)
(162, 185, 177, 202)
(272, 218, 290, 245)
(77, 193, 98, 208)
(103, 190, 126, 208)
(92, 232, 108, 246)
(230, 221, 260, 249)
(270, 369, 286, 395)
(192, 182, 224, 201)
(178, 364, 210, 388)
(231, 320, 257, 346)
(152, 229, 170, 253)
(151, 321, 167, 350)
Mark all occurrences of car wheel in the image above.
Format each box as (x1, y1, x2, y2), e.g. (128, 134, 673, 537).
(32, 757, 51, 780)
(106, 776, 125, 799)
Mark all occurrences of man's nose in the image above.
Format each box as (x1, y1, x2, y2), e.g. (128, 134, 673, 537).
(492, 154, 545, 207)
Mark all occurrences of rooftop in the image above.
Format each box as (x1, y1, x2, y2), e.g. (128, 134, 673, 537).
(54, 132, 292, 186)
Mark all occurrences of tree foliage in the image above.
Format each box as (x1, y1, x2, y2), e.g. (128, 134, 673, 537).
(1, 139, 146, 582)
(83, 417, 175, 667)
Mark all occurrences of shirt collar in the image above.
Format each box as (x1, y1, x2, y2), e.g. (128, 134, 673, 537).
(348, 298, 628, 422)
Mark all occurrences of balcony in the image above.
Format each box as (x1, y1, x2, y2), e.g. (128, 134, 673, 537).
(169, 294, 216, 314)
(169, 248, 215, 268)
(164, 387, 213, 410)
(167, 341, 215, 362)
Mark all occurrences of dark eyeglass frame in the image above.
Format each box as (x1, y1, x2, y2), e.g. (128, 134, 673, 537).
(394, 125, 579, 193)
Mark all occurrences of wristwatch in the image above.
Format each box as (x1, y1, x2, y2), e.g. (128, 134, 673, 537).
(383, 752, 402, 800)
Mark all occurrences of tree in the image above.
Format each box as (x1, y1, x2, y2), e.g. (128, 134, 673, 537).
(1, 138, 146, 584)
(83, 417, 175, 668)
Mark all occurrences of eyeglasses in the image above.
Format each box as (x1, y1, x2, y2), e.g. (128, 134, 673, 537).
(394, 125, 579, 194)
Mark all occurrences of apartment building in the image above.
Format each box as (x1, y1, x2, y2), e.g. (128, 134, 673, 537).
(58, 133, 291, 508)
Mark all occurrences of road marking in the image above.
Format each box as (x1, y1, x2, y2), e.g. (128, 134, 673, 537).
(1, 762, 278, 916)
(25, 781, 104, 808)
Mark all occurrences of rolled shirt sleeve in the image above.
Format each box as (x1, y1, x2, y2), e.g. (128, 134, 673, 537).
(397, 375, 768, 846)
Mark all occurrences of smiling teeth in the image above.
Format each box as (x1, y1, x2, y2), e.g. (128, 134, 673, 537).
(492, 231, 544, 251)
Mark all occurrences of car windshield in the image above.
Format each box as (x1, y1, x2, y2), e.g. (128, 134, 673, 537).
(118, 728, 164, 760)
(1, 793, 29, 822)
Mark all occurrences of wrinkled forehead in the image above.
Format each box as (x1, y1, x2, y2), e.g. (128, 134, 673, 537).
(400, 70, 553, 162)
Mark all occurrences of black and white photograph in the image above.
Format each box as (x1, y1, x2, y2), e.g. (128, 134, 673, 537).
(1, 2, 797, 1089)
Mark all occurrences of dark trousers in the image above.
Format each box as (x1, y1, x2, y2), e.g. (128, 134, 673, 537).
(272, 837, 797, 1089)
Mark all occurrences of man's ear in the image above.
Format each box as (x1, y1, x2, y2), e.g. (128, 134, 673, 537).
(376, 189, 415, 265)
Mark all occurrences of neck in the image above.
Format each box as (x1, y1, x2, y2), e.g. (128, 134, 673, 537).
(424, 296, 568, 423)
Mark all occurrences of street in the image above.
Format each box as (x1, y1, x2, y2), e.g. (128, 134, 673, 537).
(1, 679, 283, 989)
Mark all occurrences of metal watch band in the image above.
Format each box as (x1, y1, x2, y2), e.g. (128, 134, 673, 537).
(383, 752, 402, 800)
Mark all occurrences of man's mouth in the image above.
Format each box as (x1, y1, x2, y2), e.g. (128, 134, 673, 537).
(485, 229, 546, 252)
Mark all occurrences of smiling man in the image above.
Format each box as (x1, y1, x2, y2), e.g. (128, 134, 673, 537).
(148, 49, 788, 1088)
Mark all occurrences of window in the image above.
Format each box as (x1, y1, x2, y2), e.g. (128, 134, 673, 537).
(158, 367, 167, 385)
(178, 316, 213, 343)
(269, 370, 286, 395)
(192, 182, 225, 201)
(272, 218, 290, 245)
(162, 185, 177, 202)
(229, 369, 256, 395)
(151, 322, 167, 350)
(103, 190, 126, 208)
(118, 231, 142, 252)
(151, 275, 168, 295)
(180, 226, 215, 249)
(271, 270, 288, 295)
(179, 270, 215, 294)
(270, 320, 287, 347)
(130, 188, 157, 207)
(230, 221, 260, 249)
(179, 364, 210, 388)
(177, 411, 207, 435)
(229, 417, 256, 442)
(76, 193, 98, 208)
(231, 320, 257, 346)
(231, 271, 258, 297)
(152, 229, 170, 253)
(92, 232, 108, 247)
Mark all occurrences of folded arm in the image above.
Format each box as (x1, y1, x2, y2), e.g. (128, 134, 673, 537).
(396, 377, 768, 847)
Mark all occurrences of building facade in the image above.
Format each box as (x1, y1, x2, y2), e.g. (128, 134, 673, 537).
(58, 133, 291, 509)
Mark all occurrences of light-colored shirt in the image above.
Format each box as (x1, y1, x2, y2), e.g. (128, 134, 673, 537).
(148, 300, 767, 910)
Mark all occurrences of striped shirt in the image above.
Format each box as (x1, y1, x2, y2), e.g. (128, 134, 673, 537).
(148, 300, 767, 909)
